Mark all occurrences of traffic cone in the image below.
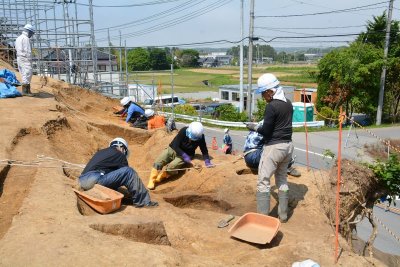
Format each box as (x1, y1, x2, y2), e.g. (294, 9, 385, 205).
(212, 137, 218, 150)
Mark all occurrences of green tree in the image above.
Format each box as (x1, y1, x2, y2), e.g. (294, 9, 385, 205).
(174, 104, 197, 116)
(149, 48, 169, 70)
(179, 49, 200, 67)
(127, 48, 150, 71)
(216, 104, 248, 122)
(317, 43, 382, 118)
(253, 99, 266, 121)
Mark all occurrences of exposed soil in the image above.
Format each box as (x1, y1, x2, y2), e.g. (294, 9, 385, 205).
(0, 64, 388, 266)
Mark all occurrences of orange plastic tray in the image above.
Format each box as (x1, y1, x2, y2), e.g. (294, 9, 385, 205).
(73, 184, 124, 214)
(228, 212, 281, 244)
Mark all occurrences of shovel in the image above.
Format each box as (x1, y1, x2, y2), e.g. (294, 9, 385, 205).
(218, 215, 235, 228)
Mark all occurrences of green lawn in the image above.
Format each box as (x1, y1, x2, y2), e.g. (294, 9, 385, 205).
(126, 64, 318, 94)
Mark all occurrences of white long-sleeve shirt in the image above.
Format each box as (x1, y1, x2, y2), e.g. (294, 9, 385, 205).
(15, 31, 32, 59)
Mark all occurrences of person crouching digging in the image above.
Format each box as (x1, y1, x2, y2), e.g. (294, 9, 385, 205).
(147, 122, 213, 190)
(79, 137, 158, 207)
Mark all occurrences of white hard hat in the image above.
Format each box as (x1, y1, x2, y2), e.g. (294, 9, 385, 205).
(187, 122, 204, 141)
(120, 96, 131, 106)
(292, 259, 320, 267)
(23, 24, 35, 33)
(144, 109, 154, 118)
(256, 73, 280, 94)
(109, 137, 129, 157)
(224, 128, 229, 133)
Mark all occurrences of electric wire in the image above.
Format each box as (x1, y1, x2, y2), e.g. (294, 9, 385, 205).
(256, 2, 389, 18)
(95, 0, 233, 43)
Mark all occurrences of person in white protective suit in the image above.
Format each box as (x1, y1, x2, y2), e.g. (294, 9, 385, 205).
(15, 24, 35, 96)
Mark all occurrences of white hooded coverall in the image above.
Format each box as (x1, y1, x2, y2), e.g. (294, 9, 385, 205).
(15, 31, 33, 85)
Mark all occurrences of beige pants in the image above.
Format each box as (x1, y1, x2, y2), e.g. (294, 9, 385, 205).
(257, 142, 294, 193)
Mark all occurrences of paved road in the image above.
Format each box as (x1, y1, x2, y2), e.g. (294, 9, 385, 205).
(177, 122, 400, 255)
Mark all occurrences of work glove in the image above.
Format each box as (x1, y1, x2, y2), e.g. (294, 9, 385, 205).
(205, 159, 213, 168)
(182, 153, 192, 164)
(245, 122, 259, 132)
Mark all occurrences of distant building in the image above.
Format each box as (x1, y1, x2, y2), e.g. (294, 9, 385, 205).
(218, 84, 295, 112)
(293, 88, 318, 104)
(304, 53, 323, 62)
(198, 52, 232, 67)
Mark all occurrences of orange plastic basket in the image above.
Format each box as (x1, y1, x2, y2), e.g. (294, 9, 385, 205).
(73, 184, 124, 214)
(228, 212, 281, 244)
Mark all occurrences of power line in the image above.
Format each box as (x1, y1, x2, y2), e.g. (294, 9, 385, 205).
(255, 25, 366, 30)
(95, 0, 202, 32)
(258, 33, 362, 43)
(75, 0, 183, 8)
(256, 2, 388, 18)
(96, 0, 233, 43)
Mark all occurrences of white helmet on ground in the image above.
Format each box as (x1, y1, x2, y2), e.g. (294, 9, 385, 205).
(256, 73, 280, 94)
(109, 137, 129, 157)
(120, 96, 131, 106)
(144, 109, 155, 118)
(23, 24, 35, 33)
(187, 121, 204, 141)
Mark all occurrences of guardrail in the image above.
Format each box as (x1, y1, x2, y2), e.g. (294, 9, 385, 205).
(159, 112, 325, 128)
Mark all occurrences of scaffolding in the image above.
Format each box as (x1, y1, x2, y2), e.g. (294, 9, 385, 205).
(0, 0, 130, 96)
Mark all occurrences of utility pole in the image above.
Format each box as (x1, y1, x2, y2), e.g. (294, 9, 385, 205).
(239, 0, 244, 113)
(247, 0, 255, 119)
(376, 0, 394, 125)
(89, 0, 98, 88)
(171, 48, 175, 116)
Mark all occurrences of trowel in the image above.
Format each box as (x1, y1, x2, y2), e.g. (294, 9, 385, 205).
(217, 215, 235, 228)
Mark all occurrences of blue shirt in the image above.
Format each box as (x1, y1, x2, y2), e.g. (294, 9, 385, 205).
(125, 103, 144, 122)
(223, 134, 232, 145)
(243, 131, 264, 152)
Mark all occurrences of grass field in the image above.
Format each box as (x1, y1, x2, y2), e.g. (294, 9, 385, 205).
(126, 64, 318, 94)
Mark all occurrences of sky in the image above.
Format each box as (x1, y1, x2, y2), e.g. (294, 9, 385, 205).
(41, 0, 400, 49)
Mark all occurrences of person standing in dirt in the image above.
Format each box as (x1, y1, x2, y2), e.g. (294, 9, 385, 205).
(79, 137, 158, 207)
(245, 73, 294, 223)
(243, 121, 301, 177)
(147, 121, 213, 190)
(15, 24, 35, 96)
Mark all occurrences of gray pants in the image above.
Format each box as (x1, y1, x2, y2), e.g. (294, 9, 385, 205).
(257, 142, 294, 193)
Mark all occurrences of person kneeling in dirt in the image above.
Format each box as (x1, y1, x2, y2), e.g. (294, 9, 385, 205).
(243, 122, 301, 177)
(146, 109, 166, 130)
(79, 137, 158, 207)
(147, 121, 213, 190)
(120, 97, 145, 125)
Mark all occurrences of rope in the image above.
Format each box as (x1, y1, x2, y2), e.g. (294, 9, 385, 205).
(346, 115, 400, 154)
(373, 214, 400, 244)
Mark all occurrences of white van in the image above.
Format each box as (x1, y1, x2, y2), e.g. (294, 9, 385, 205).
(144, 95, 185, 108)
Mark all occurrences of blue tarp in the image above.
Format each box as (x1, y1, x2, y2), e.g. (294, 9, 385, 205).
(0, 69, 22, 98)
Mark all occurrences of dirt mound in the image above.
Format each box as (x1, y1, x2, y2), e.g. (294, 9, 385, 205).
(0, 64, 386, 266)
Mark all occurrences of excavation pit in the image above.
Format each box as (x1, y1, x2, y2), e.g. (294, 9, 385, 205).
(163, 194, 233, 213)
(89, 222, 171, 246)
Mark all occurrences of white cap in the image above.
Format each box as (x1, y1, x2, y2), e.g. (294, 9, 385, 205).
(187, 122, 204, 140)
(23, 24, 35, 33)
(224, 128, 229, 133)
(256, 73, 280, 94)
(109, 137, 129, 157)
(120, 96, 131, 106)
(144, 109, 154, 118)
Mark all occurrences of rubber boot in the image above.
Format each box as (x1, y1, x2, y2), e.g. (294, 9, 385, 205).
(278, 190, 289, 223)
(147, 168, 159, 190)
(22, 84, 34, 97)
(155, 171, 169, 183)
(256, 191, 270, 215)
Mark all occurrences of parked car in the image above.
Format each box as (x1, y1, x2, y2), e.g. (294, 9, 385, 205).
(204, 103, 232, 118)
(350, 113, 372, 126)
(189, 103, 207, 114)
(144, 95, 185, 109)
